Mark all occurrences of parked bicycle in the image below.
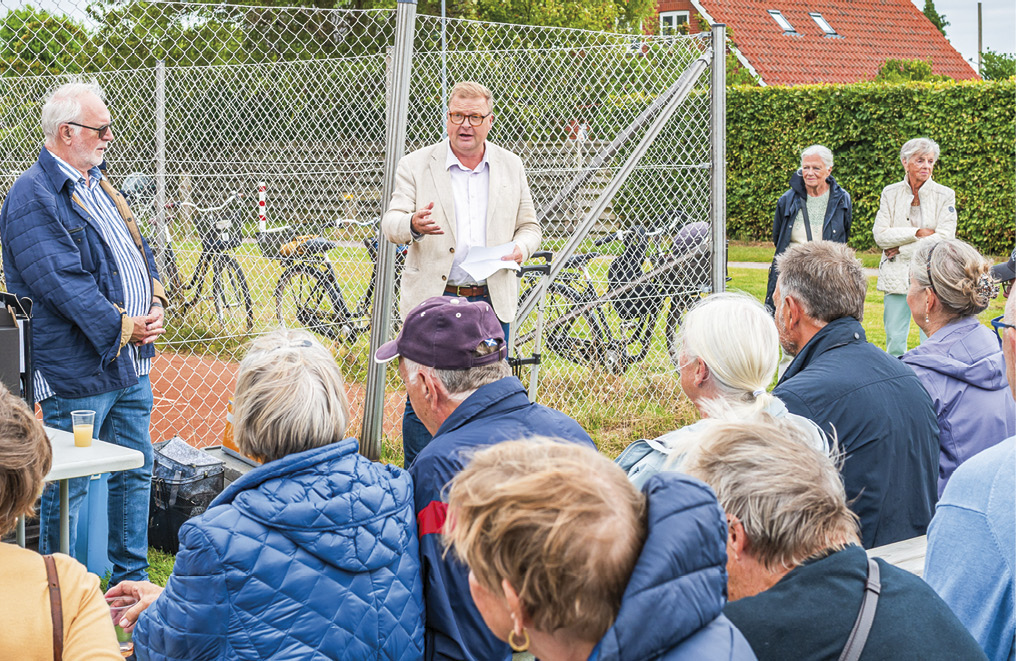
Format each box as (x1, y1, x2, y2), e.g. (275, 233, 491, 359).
(257, 219, 406, 342)
(121, 175, 254, 336)
(515, 219, 714, 374)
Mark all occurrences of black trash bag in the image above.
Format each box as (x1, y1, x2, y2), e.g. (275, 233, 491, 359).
(608, 227, 665, 320)
(148, 437, 224, 554)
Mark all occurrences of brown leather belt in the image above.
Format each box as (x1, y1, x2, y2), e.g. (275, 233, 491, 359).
(445, 284, 488, 297)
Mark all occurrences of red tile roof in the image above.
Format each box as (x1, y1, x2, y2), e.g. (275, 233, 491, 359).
(689, 0, 979, 85)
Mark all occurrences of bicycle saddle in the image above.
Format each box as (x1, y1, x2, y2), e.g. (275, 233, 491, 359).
(279, 236, 338, 257)
(562, 252, 600, 269)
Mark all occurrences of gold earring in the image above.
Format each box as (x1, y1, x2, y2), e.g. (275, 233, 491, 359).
(508, 629, 530, 652)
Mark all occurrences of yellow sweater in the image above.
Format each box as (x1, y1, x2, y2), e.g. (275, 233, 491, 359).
(0, 543, 120, 660)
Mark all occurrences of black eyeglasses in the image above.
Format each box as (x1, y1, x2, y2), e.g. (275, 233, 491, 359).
(67, 120, 113, 138)
(991, 315, 1015, 347)
(448, 112, 491, 127)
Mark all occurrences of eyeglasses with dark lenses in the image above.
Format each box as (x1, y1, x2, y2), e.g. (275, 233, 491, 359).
(448, 112, 491, 127)
(991, 315, 1015, 347)
(67, 121, 113, 138)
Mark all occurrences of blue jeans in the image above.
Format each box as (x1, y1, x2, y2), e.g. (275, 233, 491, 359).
(39, 375, 154, 585)
(401, 292, 510, 468)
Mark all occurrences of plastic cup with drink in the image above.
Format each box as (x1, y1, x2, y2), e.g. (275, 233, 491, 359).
(71, 410, 95, 448)
(106, 594, 137, 657)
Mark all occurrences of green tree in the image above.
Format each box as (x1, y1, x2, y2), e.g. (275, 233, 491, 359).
(0, 6, 90, 76)
(874, 58, 949, 83)
(922, 0, 949, 36)
(982, 49, 1016, 80)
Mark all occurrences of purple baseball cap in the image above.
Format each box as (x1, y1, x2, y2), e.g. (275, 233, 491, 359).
(374, 296, 507, 370)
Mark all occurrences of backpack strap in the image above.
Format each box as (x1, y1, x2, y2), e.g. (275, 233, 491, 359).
(838, 557, 882, 661)
(43, 554, 64, 661)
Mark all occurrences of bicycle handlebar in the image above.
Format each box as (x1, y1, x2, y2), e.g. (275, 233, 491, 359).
(166, 191, 243, 213)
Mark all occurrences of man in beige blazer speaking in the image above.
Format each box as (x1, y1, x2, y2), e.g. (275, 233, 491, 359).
(381, 80, 542, 466)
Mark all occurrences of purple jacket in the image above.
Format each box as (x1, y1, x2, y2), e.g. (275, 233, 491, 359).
(902, 316, 1016, 496)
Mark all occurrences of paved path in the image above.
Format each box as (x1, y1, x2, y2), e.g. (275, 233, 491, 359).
(730, 261, 880, 278)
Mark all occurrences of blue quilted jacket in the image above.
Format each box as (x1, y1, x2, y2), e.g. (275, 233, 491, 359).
(0, 148, 161, 398)
(595, 473, 756, 661)
(134, 438, 425, 660)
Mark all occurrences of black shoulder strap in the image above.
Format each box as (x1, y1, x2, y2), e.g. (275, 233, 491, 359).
(838, 557, 882, 661)
(801, 197, 813, 242)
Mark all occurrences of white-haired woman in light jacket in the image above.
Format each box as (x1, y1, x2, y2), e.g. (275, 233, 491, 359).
(874, 137, 958, 356)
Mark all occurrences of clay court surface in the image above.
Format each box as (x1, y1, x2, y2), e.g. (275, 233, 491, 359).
(150, 351, 405, 451)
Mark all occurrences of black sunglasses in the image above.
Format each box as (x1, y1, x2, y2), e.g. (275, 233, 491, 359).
(67, 120, 113, 138)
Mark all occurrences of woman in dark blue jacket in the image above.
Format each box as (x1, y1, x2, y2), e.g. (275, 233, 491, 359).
(765, 145, 852, 312)
(106, 330, 425, 660)
(444, 439, 755, 661)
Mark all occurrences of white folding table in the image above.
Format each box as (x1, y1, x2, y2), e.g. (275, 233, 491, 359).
(17, 427, 145, 555)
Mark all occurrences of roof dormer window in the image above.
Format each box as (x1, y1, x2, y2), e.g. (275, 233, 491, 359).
(767, 10, 797, 34)
(809, 12, 839, 36)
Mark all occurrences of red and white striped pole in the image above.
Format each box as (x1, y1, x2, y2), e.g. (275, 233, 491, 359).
(258, 181, 267, 233)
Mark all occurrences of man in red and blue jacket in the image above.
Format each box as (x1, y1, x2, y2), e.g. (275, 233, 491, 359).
(376, 296, 594, 660)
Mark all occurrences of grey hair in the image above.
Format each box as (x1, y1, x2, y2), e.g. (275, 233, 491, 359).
(404, 346, 511, 403)
(449, 80, 494, 113)
(800, 144, 833, 169)
(41, 81, 105, 141)
(676, 292, 779, 415)
(909, 238, 993, 318)
(681, 419, 860, 572)
(776, 241, 866, 323)
(900, 137, 940, 168)
(233, 329, 350, 463)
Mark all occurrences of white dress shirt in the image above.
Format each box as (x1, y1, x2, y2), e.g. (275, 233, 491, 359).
(445, 141, 490, 286)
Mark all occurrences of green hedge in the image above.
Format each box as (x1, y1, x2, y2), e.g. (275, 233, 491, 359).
(726, 80, 1015, 255)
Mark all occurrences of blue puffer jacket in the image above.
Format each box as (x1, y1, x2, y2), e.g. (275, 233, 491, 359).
(595, 473, 756, 660)
(134, 438, 425, 660)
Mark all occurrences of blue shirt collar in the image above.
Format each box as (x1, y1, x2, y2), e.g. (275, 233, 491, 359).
(45, 148, 103, 189)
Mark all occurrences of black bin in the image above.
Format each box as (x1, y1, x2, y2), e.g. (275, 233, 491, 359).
(148, 437, 224, 554)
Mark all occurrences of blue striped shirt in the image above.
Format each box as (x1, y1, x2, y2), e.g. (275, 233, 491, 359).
(35, 152, 153, 401)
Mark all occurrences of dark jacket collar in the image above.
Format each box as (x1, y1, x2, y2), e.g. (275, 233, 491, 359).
(436, 376, 530, 437)
(789, 170, 842, 200)
(780, 317, 866, 385)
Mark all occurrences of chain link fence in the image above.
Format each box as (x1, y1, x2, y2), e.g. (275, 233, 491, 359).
(0, 0, 719, 458)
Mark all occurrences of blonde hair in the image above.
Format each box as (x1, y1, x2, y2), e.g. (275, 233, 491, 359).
(681, 419, 860, 572)
(910, 238, 994, 318)
(233, 329, 350, 463)
(676, 292, 779, 415)
(449, 81, 494, 113)
(0, 385, 52, 535)
(444, 439, 646, 642)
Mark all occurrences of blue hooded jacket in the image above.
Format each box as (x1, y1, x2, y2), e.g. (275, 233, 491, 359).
(134, 439, 425, 660)
(902, 316, 1016, 496)
(595, 473, 756, 660)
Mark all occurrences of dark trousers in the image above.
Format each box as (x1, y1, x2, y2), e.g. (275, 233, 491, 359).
(401, 292, 510, 468)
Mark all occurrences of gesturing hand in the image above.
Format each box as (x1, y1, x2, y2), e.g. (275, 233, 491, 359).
(411, 202, 443, 235)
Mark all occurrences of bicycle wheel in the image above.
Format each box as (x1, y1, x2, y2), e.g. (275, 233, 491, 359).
(540, 282, 609, 368)
(275, 266, 349, 341)
(663, 292, 698, 372)
(212, 254, 254, 335)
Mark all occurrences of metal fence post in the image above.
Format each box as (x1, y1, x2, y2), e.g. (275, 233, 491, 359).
(154, 60, 168, 280)
(710, 25, 727, 295)
(360, 0, 417, 460)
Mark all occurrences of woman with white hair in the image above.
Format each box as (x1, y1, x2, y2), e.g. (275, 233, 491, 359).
(874, 137, 958, 356)
(106, 329, 425, 660)
(616, 291, 828, 488)
(765, 144, 852, 313)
